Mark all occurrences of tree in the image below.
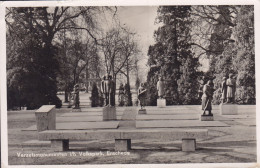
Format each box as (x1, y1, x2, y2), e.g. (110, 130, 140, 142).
(146, 6, 200, 105)
(100, 26, 139, 106)
(6, 7, 115, 109)
(232, 6, 255, 104)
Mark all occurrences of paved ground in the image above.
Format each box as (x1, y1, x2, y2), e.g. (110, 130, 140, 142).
(7, 93, 256, 165)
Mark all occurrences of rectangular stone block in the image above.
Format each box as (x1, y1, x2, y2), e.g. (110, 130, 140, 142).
(35, 105, 56, 132)
(220, 104, 238, 115)
(157, 99, 166, 108)
(138, 109, 147, 114)
(115, 139, 131, 151)
(72, 108, 81, 112)
(103, 107, 117, 121)
(200, 115, 214, 121)
(51, 140, 69, 152)
(182, 138, 196, 152)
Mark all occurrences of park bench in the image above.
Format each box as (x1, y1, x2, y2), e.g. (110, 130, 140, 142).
(38, 128, 208, 152)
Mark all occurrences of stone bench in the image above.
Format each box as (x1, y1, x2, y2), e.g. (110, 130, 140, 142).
(39, 129, 208, 152)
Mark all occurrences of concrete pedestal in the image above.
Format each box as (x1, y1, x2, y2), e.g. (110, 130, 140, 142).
(182, 138, 196, 152)
(115, 139, 131, 151)
(138, 109, 147, 114)
(220, 104, 238, 115)
(157, 99, 166, 108)
(72, 108, 81, 112)
(103, 106, 116, 121)
(35, 105, 56, 132)
(51, 140, 69, 152)
(200, 115, 214, 121)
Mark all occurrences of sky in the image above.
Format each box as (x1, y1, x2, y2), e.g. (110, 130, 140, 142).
(116, 6, 160, 81)
(99, 6, 209, 82)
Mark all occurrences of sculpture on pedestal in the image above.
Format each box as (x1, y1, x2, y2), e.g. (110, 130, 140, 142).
(198, 76, 206, 100)
(226, 74, 236, 103)
(108, 75, 115, 106)
(72, 83, 80, 109)
(201, 80, 214, 116)
(118, 83, 125, 106)
(221, 77, 227, 103)
(156, 76, 165, 99)
(138, 83, 147, 109)
(101, 74, 115, 107)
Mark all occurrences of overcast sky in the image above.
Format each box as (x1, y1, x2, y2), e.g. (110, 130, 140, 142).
(116, 6, 159, 81)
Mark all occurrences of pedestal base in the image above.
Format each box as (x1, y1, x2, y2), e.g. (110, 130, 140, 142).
(220, 104, 238, 115)
(157, 99, 166, 108)
(72, 108, 81, 112)
(138, 109, 147, 114)
(51, 140, 69, 152)
(182, 139, 196, 152)
(200, 115, 214, 121)
(115, 139, 131, 151)
(103, 106, 116, 121)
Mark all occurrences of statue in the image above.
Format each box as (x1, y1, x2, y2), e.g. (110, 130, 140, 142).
(101, 74, 115, 106)
(201, 80, 214, 116)
(198, 76, 206, 100)
(226, 74, 236, 103)
(156, 76, 165, 99)
(108, 75, 115, 106)
(72, 83, 80, 109)
(221, 77, 227, 103)
(118, 83, 125, 106)
(138, 83, 147, 109)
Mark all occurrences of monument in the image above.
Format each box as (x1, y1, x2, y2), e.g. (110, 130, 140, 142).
(72, 83, 81, 112)
(101, 74, 116, 120)
(201, 80, 214, 121)
(220, 74, 238, 115)
(156, 76, 166, 108)
(118, 83, 125, 106)
(138, 83, 147, 114)
(221, 77, 227, 104)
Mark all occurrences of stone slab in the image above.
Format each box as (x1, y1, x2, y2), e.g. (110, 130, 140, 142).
(56, 116, 122, 122)
(145, 110, 198, 115)
(220, 104, 238, 115)
(182, 139, 196, 152)
(120, 129, 208, 140)
(136, 114, 199, 120)
(35, 105, 55, 113)
(61, 112, 123, 117)
(39, 128, 208, 141)
(136, 120, 229, 128)
(236, 120, 256, 126)
(157, 99, 166, 108)
(115, 139, 131, 151)
(138, 109, 147, 114)
(103, 107, 117, 121)
(80, 108, 125, 112)
(200, 115, 214, 121)
(51, 140, 69, 151)
(72, 108, 81, 112)
(221, 115, 254, 119)
(35, 105, 56, 132)
(23, 121, 119, 131)
(22, 140, 51, 147)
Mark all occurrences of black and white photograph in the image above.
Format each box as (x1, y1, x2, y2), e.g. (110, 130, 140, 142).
(1, 1, 259, 167)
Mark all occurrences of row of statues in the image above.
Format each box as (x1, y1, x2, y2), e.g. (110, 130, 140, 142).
(70, 73, 236, 113)
(137, 76, 164, 109)
(200, 74, 236, 116)
(221, 74, 236, 104)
